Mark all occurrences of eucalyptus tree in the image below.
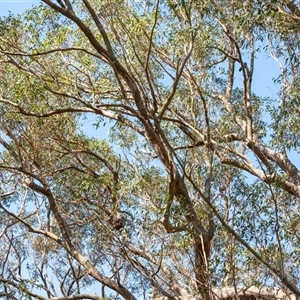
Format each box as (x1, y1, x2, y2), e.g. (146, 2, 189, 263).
(0, 0, 300, 299)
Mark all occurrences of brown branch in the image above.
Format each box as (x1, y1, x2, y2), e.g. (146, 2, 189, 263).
(0, 42, 102, 59)
(158, 41, 194, 120)
(82, 0, 114, 55)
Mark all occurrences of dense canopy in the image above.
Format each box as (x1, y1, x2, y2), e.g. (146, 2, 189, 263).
(0, 1, 300, 299)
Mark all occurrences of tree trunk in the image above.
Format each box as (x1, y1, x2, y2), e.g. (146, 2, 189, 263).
(194, 234, 212, 300)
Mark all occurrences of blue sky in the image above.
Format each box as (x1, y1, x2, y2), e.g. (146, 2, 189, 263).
(0, 0, 39, 16)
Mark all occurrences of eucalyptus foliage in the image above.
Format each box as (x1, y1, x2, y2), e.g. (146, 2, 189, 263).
(0, 1, 300, 299)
